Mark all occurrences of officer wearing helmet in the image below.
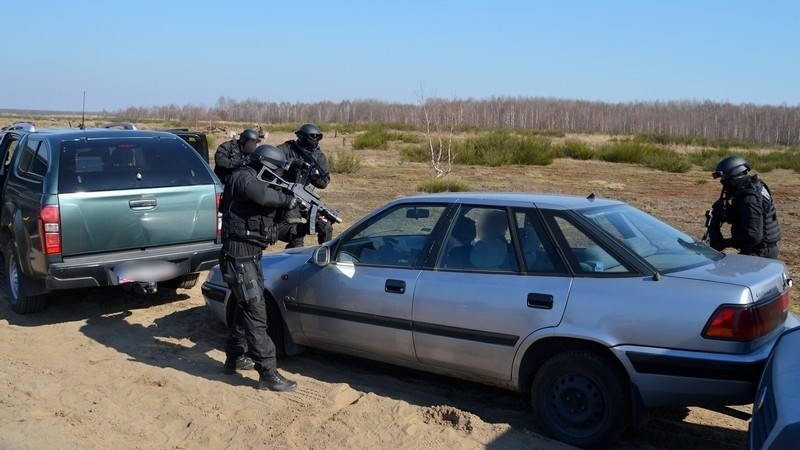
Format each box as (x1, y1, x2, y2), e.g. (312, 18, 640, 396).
(213, 128, 264, 184)
(218, 144, 308, 392)
(277, 123, 332, 248)
(707, 155, 781, 259)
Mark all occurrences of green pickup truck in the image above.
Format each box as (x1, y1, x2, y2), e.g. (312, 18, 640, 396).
(0, 123, 222, 314)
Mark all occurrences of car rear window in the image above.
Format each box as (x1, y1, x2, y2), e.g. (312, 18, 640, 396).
(59, 137, 214, 192)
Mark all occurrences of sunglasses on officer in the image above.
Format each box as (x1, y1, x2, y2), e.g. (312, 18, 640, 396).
(307, 133, 323, 141)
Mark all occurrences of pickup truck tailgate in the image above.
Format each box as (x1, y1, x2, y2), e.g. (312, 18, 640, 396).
(58, 186, 219, 256)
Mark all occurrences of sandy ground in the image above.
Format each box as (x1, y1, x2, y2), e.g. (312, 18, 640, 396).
(2, 120, 798, 449)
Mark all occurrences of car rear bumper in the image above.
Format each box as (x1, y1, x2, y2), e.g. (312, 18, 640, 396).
(45, 242, 221, 290)
(613, 343, 775, 408)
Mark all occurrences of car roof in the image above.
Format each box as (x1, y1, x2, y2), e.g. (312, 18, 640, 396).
(393, 192, 624, 210)
(26, 128, 183, 140)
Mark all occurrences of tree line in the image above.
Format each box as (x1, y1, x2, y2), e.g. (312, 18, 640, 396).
(116, 96, 800, 146)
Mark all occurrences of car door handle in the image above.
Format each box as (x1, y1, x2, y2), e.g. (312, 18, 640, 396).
(527, 293, 554, 309)
(385, 279, 406, 294)
(129, 199, 157, 209)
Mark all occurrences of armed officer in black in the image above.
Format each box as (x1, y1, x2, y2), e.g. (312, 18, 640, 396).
(277, 123, 332, 247)
(708, 156, 781, 259)
(219, 144, 305, 392)
(213, 128, 263, 184)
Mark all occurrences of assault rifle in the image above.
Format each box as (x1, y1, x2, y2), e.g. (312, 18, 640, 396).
(702, 190, 726, 248)
(256, 165, 343, 234)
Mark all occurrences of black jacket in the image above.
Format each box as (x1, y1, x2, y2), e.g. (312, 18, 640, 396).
(723, 176, 781, 254)
(214, 139, 247, 184)
(221, 164, 292, 248)
(277, 140, 331, 188)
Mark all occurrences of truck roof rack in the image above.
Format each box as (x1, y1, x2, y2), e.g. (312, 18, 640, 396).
(101, 122, 138, 130)
(3, 122, 36, 132)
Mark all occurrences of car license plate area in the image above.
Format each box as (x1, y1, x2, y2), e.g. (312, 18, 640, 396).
(115, 260, 182, 284)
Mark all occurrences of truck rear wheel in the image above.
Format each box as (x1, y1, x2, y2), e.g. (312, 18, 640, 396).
(3, 241, 47, 314)
(160, 273, 200, 290)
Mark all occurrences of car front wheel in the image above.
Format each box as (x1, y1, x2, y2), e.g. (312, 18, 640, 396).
(532, 349, 628, 449)
(3, 241, 47, 314)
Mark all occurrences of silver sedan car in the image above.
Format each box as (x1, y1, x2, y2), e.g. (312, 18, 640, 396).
(203, 192, 797, 448)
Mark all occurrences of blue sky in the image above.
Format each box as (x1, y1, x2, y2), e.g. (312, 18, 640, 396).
(2, 0, 798, 111)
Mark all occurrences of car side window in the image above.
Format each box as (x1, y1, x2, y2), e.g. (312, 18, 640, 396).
(336, 204, 446, 267)
(18, 139, 39, 173)
(30, 140, 50, 177)
(436, 206, 518, 272)
(2, 137, 20, 172)
(512, 209, 564, 273)
(551, 216, 631, 274)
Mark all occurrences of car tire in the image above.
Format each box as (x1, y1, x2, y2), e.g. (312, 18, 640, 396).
(265, 294, 286, 359)
(160, 273, 200, 290)
(532, 349, 629, 449)
(3, 241, 47, 314)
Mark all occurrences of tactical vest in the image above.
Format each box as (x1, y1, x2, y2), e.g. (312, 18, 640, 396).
(737, 178, 781, 245)
(221, 168, 277, 247)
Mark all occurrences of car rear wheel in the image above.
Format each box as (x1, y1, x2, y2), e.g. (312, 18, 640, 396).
(532, 349, 628, 449)
(160, 273, 200, 290)
(3, 241, 47, 314)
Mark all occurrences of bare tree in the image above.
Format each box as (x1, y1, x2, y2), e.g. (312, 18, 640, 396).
(416, 86, 461, 178)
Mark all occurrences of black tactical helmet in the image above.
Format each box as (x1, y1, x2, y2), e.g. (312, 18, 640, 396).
(295, 123, 323, 141)
(712, 155, 751, 181)
(239, 128, 263, 143)
(250, 145, 289, 171)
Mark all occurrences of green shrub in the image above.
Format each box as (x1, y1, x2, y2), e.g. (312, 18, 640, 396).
(401, 131, 555, 166)
(206, 135, 216, 151)
(642, 149, 693, 173)
(328, 151, 362, 174)
(417, 177, 471, 193)
(399, 145, 429, 162)
(555, 140, 596, 160)
(456, 131, 556, 166)
(597, 141, 652, 164)
(598, 141, 692, 173)
(353, 129, 391, 149)
(390, 132, 423, 144)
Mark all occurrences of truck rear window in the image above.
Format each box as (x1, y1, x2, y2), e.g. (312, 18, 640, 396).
(59, 137, 215, 192)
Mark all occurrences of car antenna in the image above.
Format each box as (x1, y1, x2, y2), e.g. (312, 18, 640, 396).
(652, 271, 661, 281)
(80, 91, 86, 130)
(587, 192, 595, 201)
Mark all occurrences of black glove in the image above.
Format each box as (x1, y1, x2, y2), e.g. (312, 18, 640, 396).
(290, 158, 309, 170)
(282, 194, 299, 210)
(709, 230, 726, 251)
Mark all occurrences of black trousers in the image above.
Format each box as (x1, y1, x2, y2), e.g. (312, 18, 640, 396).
(220, 239, 276, 375)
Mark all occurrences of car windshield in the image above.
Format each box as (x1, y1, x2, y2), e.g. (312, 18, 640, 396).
(59, 137, 214, 192)
(579, 204, 721, 272)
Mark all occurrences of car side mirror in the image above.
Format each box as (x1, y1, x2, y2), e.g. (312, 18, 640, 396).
(312, 245, 330, 267)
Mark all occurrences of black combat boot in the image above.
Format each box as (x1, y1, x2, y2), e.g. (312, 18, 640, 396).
(258, 371, 298, 392)
(223, 355, 256, 374)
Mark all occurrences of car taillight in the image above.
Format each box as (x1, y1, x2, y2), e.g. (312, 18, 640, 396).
(39, 205, 61, 255)
(216, 193, 222, 238)
(704, 290, 790, 340)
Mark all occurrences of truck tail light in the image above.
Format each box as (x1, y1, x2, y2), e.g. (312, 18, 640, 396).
(703, 290, 790, 340)
(215, 193, 222, 238)
(39, 205, 62, 255)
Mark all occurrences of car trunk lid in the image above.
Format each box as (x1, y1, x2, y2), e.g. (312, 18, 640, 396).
(58, 186, 218, 256)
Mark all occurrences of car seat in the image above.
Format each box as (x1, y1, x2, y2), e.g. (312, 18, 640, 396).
(470, 210, 511, 270)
